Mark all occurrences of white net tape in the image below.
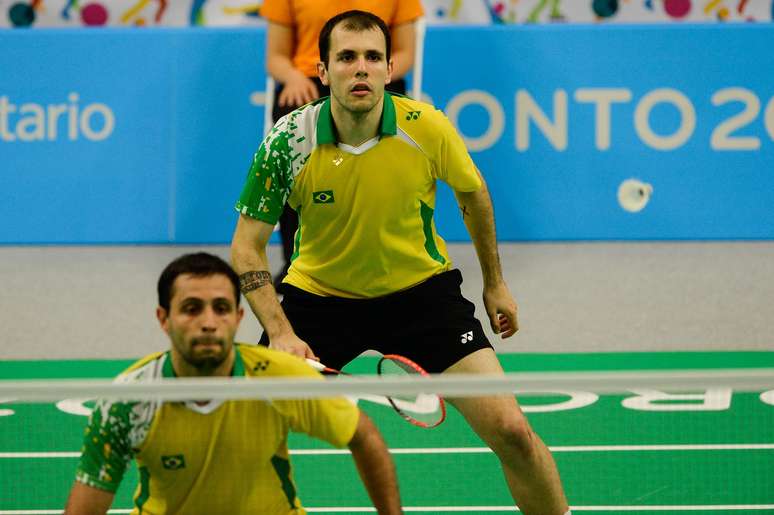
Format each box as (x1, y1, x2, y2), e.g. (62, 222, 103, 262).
(2, 368, 774, 402)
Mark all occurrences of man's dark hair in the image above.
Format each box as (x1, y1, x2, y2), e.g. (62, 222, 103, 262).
(157, 252, 241, 311)
(318, 10, 391, 68)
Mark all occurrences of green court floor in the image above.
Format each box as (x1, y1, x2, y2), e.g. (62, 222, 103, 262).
(2, 352, 773, 514)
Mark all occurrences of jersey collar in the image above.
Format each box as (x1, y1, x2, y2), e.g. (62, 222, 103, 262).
(162, 346, 246, 378)
(316, 92, 398, 145)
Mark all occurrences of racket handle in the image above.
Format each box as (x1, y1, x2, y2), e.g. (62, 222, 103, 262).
(305, 359, 325, 371)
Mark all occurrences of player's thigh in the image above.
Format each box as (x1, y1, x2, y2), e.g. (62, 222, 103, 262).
(445, 349, 534, 446)
(444, 346, 504, 374)
(379, 271, 492, 373)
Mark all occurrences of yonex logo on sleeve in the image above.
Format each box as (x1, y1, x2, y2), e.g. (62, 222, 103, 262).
(252, 360, 270, 372)
(406, 111, 421, 121)
(161, 455, 186, 470)
(460, 331, 474, 343)
(313, 190, 335, 204)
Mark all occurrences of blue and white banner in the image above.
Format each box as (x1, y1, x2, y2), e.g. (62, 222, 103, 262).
(427, 25, 774, 240)
(1, 25, 773, 243)
(1, 29, 267, 243)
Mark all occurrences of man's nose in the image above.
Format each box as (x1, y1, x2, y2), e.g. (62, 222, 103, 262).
(200, 307, 218, 332)
(355, 56, 368, 74)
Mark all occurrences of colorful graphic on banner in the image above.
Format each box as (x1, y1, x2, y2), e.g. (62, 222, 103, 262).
(527, 0, 564, 23)
(2, 0, 773, 27)
(60, 1, 110, 26)
(7, 0, 41, 26)
(1, 0, 265, 27)
(423, 0, 774, 24)
(118, 0, 166, 26)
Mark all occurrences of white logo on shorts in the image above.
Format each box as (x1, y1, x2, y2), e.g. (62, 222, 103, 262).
(460, 331, 474, 344)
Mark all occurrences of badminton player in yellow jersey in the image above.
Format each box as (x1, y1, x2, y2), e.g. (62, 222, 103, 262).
(231, 10, 570, 515)
(64, 253, 401, 515)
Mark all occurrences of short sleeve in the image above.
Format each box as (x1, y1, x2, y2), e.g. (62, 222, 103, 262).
(235, 124, 296, 225)
(434, 111, 482, 192)
(281, 396, 359, 448)
(392, 0, 424, 25)
(267, 359, 359, 448)
(74, 400, 134, 493)
(259, 0, 293, 26)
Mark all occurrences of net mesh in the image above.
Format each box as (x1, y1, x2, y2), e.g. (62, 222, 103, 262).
(2, 363, 774, 513)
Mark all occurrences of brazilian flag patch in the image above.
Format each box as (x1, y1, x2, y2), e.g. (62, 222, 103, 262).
(313, 190, 335, 204)
(161, 454, 186, 470)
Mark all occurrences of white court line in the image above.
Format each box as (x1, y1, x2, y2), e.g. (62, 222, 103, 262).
(295, 443, 774, 455)
(312, 508, 774, 513)
(3, 505, 774, 514)
(568, 508, 774, 512)
(0, 452, 79, 458)
(0, 512, 132, 514)
(305, 507, 774, 512)
(2, 443, 774, 458)
(550, 443, 774, 452)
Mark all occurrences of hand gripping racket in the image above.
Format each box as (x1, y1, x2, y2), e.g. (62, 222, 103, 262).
(306, 354, 446, 429)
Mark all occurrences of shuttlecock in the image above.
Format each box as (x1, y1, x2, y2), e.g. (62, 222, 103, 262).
(617, 179, 653, 213)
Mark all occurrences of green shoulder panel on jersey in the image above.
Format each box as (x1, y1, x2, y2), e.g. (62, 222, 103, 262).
(75, 353, 168, 493)
(235, 100, 324, 225)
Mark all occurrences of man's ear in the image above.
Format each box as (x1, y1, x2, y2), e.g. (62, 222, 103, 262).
(385, 57, 394, 85)
(157, 306, 169, 331)
(317, 61, 329, 86)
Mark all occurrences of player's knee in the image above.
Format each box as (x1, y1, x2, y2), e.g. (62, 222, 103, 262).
(489, 415, 535, 456)
(488, 415, 537, 462)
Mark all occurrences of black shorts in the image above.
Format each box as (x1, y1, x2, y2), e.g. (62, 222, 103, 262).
(258, 269, 492, 373)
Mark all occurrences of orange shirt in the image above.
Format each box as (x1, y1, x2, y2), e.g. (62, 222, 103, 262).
(261, 0, 424, 77)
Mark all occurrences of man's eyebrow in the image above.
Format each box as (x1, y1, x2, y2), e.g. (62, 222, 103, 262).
(335, 49, 384, 57)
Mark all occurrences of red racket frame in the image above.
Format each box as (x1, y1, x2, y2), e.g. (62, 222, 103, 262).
(377, 354, 447, 429)
(307, 354, 447, 428)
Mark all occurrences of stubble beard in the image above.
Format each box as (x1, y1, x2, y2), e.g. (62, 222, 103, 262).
(184, 337, 229, 372)
(333, 87, 382, 118)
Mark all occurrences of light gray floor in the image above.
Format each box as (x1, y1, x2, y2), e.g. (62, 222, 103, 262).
(1, 242, 772, 360)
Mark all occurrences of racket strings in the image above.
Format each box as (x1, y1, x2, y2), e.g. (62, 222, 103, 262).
(378, 355, 446, 428)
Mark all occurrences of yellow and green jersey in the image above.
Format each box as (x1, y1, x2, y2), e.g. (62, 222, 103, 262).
(236, 93, 482, 298)
(75, 344, 359, 514)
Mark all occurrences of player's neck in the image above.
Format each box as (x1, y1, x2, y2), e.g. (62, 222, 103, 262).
(331, 96, 384, 147)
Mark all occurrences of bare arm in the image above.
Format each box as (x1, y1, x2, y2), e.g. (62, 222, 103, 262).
(348, 412, 402, 514)
(64, 482, 114, 515)
(389, 22, 416, 80)
(454, 177, 518, 338)
(266, 21, 319, 108)
(231, 214, 316, 358)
